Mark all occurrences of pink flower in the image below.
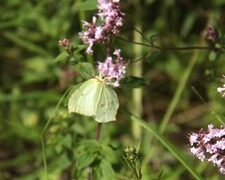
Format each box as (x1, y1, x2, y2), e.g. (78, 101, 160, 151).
(190, 147, 205, 161)
(189, 124, 225, 174)
(97, 49, 126, 87)
(97, 0, 124, 34)
(189, 133, 198, 145)
(79, 0, 124, 54)
(79, 17, 99, 54)
(217, 75, 225, 98)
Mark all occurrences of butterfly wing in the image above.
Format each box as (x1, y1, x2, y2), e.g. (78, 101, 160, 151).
(94, 84, 119, 123)
(68, 78, 102, 116)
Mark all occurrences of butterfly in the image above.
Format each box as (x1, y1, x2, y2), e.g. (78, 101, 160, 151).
(68, 78, 119, 123)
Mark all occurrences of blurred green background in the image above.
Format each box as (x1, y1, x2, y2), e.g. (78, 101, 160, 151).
(1, 0, 225, 179)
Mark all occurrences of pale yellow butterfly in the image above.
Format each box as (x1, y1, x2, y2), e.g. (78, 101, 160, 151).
(68, 78, 119, 123)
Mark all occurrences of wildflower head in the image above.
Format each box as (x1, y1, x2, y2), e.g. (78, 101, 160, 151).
(120, 144, 142, 179)
(123, 145, 138, 163)
(79, 0, 124, 54)
(217, 75, 225, 98)
(189, 124, 225, 174)
(97, 49, 126, 87)
(79, 17, 99, 54)
(97, 0, 124, 35)
(206, 25, 219, 43)
(59, 38, 71, 49)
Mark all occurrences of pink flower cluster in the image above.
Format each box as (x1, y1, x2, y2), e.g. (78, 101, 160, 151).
(189, 124, 225, 174)
(97, 49, 126, 87)
(217, 75, 225, 98)
(79, 0, 124, 54)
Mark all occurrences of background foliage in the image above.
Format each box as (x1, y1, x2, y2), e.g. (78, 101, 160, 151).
(1, 0, 225, 179)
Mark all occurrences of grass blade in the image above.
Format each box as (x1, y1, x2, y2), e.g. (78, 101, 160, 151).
(130, 114, 203, 180)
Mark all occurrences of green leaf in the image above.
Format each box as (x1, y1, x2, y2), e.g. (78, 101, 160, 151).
(79, 139, 100, 147)
(54, 52, 69, 63)
(79, 139, 101, 153)
(209, 51, 218, 61)
(74, 62, 96, 79)
(76, 151, 97, 169)
(2, 31, 49, 57)
(55, 143, 62, 154)
(156, 168, 164, 180)
(71, 44, 88, 62)
(180, 12, 196, 37)
(149, 34, 160, 43)
(218, 35, 225, 47)
(99, 160, 115, 180)
(76, 0, 98, 11)
(57, 153, 72, 170)
(62, 134, 72, 149)
(49, 124, 60, 133)
(101, 145, 116, 162)
(121, 76, 149, 88)
(146, 50, 160, 63)
(73, 44, 88, 52)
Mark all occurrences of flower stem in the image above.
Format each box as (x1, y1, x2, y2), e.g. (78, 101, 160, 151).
(96, 123, 102, 141)
(159, 40, 202, 134)
(130, 0, 143, 140)
(41, 89, 71, 180)
(116, 35, 221, 51)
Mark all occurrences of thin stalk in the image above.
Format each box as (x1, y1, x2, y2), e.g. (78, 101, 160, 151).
(86, 123, 102, 179)
(116, 35, 220, 51)
(129, 113, 203, 180)
(159, 41, 204, 134)
(191, 86, 225, 126)
(96, 123, 102, 141)
(125, 160, 140, 180)
(77, 0, 93, 64)
(130, 0, 143, 140)
(141, 38, 205, 173)
(88, 168, 93, 180)
(41, 89, 70, 179)
(131, 164, 140, 180)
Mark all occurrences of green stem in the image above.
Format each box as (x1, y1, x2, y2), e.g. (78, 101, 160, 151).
(126, 160, 140, 180)
(77, 0, 93, 64)
(116, 35, 221, 51)
(191, 86, 225, 125)
(133, 164, 141, 180)
(131, 0, 143, 140)
(159, 47, 201, 134)
(129, 113, 203, 180)
(96, 123, 102, 141)
(41, 89, 71, 179)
